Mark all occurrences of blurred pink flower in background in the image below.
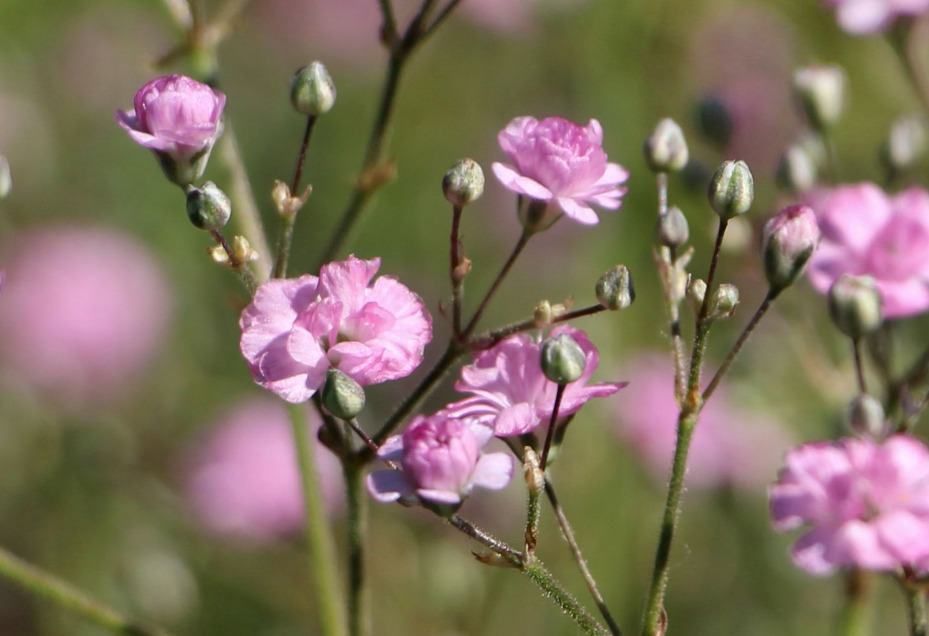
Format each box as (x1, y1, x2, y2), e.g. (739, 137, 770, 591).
(805, 183, 929, 318)
(770, 435, 929, 575)
(184, 398, 342, 540)
(445, 326, 624, 437)
(240, 255, 432, 404)
(612, 355, 790, 491)
(822, 0, 929, 35)
(492, 116, 629, 226)
(0, 226, 172, 409)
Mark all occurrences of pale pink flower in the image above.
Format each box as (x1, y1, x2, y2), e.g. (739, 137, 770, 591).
(240, 255, 432, 403)
(183, 398, 342, 540)
(805, 183, 929, 318)
(770, 435, 929, 575)
(0, 226, 172, 408)
(492, 116, 629, 225)
(822, 0, 929, 35)
(761, 204, 822, 293)
(612, 355, 790, 491)
(366, 412, 514, 508)
(444, 326, 624, 437)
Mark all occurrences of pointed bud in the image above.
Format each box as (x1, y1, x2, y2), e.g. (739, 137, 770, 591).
(540, 333, 586, 384)
(0, 155, 10, 199)
(828, 275, 883, 339)
(595, 265, 635, 310)
(708, 160, 753, 220)
(761, 205, 821, 295)
(688, 278, 707, 312)
(881, 114, 928, 174)
(793, 65, 846, 131)
(846, 393, 886, 440)
(709, 284, 740, 320)
(522, 447, 544, 494)
(694, 94, 733, 149)
(271, 180, 311, 219)
(321, 368, 366, 420)
(186, 181, 231, 230)
(290, 61, 336, 116)
(776, 144, 818, 193)
(644, 118, 689, 173)
(657, 205, 689, 248)
(443, 158, 484, 207)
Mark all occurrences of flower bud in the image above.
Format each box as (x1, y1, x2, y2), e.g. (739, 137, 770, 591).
(828, 275, 883, 339)
(761, 205, 821, 295)
(776, 144, 818, 193)
(290, 62, 336, 116)
(0, 155, 10, 199)
(540, 333, 586, 384)
(522, 447, 544, 494)
(688, 278, 707, 312)
(709, 283, 739, 320)
(708, 160, 753, 220)
(846, 393, 886, 440)
(272, 180, 311, 219)
(595, 265, 635, 310)
(442, 158, 484, 207)
(643, 118, 689, 173)
(694, 94, 733, 149)
(186, 181, 231, 230)
(881, 114, 928, 174)
(656, 205, 689, 248)
(232, 236, 259, 263)
(793, 65, 846, 131)
(321, 368, 366, 420)
(534, 300, 553, 327)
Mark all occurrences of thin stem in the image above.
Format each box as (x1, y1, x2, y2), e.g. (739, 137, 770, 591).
(839, 569, 871, 636)
(345, 419, 398, 469)
(446, 515, 522, 565)
(0, 545, 173, 636)
(656, 172, 668, 216)
(905, 582, 928, 636)
(462, 231, 532, 339)
(290, 116, 318, 196)
(421, 0, 465, 40)
(344, 462, 369, 636)
(697, 219, 728, 326)
(539, 384, 566, 472)
(287, 403, 348, 636)
(852, 339, 868, 395)
(376, 0, 399, 43)
(545, 479, 622, 636)
(469, 304, 606, 351)
(703, 292, 774, 403)
(273, 115, 318, 279)
(450, 204, 465, 337)
(524, 473, 542, 558)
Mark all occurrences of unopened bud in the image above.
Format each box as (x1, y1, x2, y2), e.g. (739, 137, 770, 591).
(443, 158, 484, 206)
(0, 156, 10, 199)
(595, 265, 635, 310)
(688, 278, 706, 312)
(657, 205, 690, 248)
(644, 118, 689, 173)
(290, 61, 336, 116)
(694, 94, 733, 149)
(708, 160, 753, 220)
(186, 181, 231, 230)
(828, 275, 882, 339)
(793, 64, 846, 131)
(881, 114, 928, 173)
(540, 333, 586, 384)
(709, 284, 740, 320)
(321, 368, 366, 420)
(534, 300, 553, 327)
(522, 448, 544, 494)
(761, 205, 821, 295)
(272, 180, 311, 218)
(846, 393, 886, 439)
(776, 144, 818, 193)
(232, 236, 259, 263)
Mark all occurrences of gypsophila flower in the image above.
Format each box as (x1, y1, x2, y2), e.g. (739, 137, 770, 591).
(822, 0, 929, 35)
(366, 412, 514, 509)
(239, 255, 432, 403)
(444, 326, 624, 437)
(492, 116, 629, 226)
(805, 183, 929, 318)
(770, 435, 929, 575)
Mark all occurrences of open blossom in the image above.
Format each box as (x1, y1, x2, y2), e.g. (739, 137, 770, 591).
(116, 75, 225, 185)
(366, 412, 514, 508)
(240, 255, 432, 403)
(492, 116, 629, 226)
(612, 355, 790, 490)
(183, 398, 342, 540)
(444, 326, 624, 437)
(770, 435, 929, 575)
(822, 0, 929, 35)
(805, 183, 929, 318)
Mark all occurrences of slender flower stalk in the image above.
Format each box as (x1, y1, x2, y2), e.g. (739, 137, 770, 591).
(461, 231, 532, 339)
(345, 461, 369, 636)
(904, 581, 929, 636)
(450, 204, 465, 337)
(273, 115, 318, 279)
(839, 570, 872, 636)
(703, 292, 774, 402)
(539, 384, 566, 471)
(852, 340, 868, 394)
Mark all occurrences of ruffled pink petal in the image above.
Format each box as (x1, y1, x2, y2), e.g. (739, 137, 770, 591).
(555, 197, 599, 225)
(492, 163, 554, 200)
(494, 402, 538, 436)
(791, 526, 839, 576)
(471, 452, 516, 490)
(366, 470, 412, 503)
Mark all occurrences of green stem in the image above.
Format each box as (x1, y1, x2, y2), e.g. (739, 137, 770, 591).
(0, 545, 173, 636)
(273, 115, 318, 279)
(469, 304, 606, 351)
(344, 462, 369, 636)
(450, 204, 465, 337)
(852, 339, 868, 395)
(461, 231, 532, 339)
(523, 562, 611, 636)
(838, 569, 871, 636)
(288, 403, 348, 636)
(906, 583, 928, 636)
(703, 292, 774, 402)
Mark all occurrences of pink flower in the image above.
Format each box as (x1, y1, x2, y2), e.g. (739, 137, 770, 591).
(822, 0, 929, 35)
(492, 116, 629, 226)
(612, 355, 790, 491)
(116, 75, 225, 185)
(761, 204, 822, 293)
(444, 326, 625, 437)
(366, 412, 514, 508)
(183, 398, 342, 540)
(239, 255, 432, 403)
(770, 435, 929, 575)
(0, 226, 172, 409)
(805, 183, 929, 319)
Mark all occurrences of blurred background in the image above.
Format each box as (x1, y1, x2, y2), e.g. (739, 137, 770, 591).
(0, 0, 927, 633)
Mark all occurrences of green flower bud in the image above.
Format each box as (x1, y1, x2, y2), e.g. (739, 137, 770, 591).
(793, 64, 846, 131)
(708, 160, 754, 220)
(186, 181, 231, 230)
(0, 155, 10, 199)
(540, 333, 586, 384)
(595, 265, 635, 310)
(709, 283, 740, 320)
(656, 205, 689, 248)
(828, 275, 883, 339)
(688, 278, 707, 313)
(761, 205, 821, 295)
(290, 61, 336, 116)
(694, 94, 733, 149)
(643, 118, 689, 173)
(846, 393, 886, 440)
(321, 368, 366, 420)
(442, 158, 484, 206)
(776, 144, 818, 193)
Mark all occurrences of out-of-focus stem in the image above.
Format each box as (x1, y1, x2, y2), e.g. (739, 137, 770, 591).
(839, 569, 871, 636)
(461, 231, 531, 340)
(344, 462, 369, 636)
(852, 339, 868, 395)
(905, 582, 928, 636)
(703, 292, 774, 402)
